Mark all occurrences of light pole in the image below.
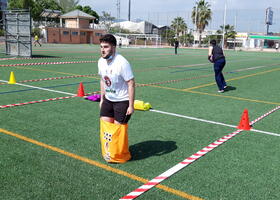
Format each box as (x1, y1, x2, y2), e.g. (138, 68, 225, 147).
(221, 1, 227, 48)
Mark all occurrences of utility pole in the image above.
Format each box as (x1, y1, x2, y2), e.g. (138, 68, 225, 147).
(116, 0, 120, 21)
(128, 0, 131, 21)
(222, 1, 227, 48)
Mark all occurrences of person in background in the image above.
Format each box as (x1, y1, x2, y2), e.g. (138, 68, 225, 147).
(34, 34, 42, 47)
(119, 38, 122, 48)
(174, 39, 179, 55)
(275, 42, 279, 51)
(208, 39, 227, 93)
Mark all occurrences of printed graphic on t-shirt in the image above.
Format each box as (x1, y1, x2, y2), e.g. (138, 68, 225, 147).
(104, 76, 111, 87)
(104, 75, 116, 93)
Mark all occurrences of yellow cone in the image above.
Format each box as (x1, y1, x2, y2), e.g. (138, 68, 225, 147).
(8, 71, 16, 84)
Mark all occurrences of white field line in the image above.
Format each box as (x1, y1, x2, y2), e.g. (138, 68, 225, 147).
(150, 109, 280, 137)
(0, 80, 75, 96)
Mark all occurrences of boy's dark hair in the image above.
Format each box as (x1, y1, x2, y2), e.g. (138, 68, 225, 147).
(210, 39, 216, 46)
(99, 34, 117, 46)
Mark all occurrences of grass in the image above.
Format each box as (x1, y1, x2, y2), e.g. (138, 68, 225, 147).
(0, 44, 280, 200)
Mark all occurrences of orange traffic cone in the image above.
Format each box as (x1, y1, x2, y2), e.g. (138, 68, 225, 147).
(237, 109, 251, 130)
(77, 82, 85, 97)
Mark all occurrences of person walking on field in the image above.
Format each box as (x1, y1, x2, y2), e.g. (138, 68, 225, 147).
(208, 39, 227, 93)
(34, 34, 42, 47)
(174, 39, 179, 54)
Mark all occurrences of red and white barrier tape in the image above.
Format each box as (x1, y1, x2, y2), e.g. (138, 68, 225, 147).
(0, 91, 101, 109)
(0, 60, 96, 67)
(120, 105, 280, 200)
(250, 106, 280, 125)
(0, 55, 97, 61)
(0, 95, 77, 109)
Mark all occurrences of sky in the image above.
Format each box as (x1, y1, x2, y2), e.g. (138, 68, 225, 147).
(79, 0, 280, 33)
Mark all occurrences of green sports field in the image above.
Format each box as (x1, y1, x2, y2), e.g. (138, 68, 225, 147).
(0, 44, 279, 200)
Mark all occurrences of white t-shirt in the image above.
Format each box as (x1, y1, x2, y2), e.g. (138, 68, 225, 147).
(98, 54, 134, 102)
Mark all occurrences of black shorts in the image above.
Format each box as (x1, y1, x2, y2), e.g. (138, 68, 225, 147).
(100, 98, 131, 124)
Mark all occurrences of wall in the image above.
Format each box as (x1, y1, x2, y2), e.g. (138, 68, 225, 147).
(60, 30, 71, 43)
(47, 28, 60, 43)
(79, 19, 90, 29)
(46, 27, 106, 44)
(65, 19, 78, 28)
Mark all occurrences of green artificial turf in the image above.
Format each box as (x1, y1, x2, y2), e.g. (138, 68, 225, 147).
(0, 44, 279, 200)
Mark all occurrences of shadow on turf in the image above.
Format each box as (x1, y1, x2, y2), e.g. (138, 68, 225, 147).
(129, 140, 177, 161)
(224, 86, 236, 92)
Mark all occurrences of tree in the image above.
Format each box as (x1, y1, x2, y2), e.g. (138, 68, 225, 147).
(170, 17, 187, 38)
(203, 34, 221, 45)
(75, 5, 99, 24)
(9, 0, 62, 21)
(8, 0, 34, 10)
(33, 0, 62, 21)
(191, 0, 212, 46)
(180, 33, 194, 46)
(217, 24, 237, 48)
(99, 11, 116, 32)
(56, 0, 79, 13)
(161, 29, 175, 45)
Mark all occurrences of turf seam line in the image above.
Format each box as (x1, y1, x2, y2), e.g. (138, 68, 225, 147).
(0, 128, 202, 200)
(0, 74, 99, 85)
(0, 55, 99, 60)
(0, 81, 98, 95)
(0, 60, 97, 67)
(0, 80, 75, 96)
(0, 91, 100, 109)
(183, 66, 280, 91)
(0, 95, 77, 108)
(120, 105, 280, 199)
(150, 109, 280, 137)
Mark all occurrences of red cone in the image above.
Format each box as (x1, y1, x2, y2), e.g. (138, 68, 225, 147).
(237, 109, 251, 130)
(77, 82, 85, 97)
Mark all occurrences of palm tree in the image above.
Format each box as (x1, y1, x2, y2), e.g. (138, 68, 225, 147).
(217, 24, 237, 48)
(171, 17, 187, 38)
(191, 0, 212, 46)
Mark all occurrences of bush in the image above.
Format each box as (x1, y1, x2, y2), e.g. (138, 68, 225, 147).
(32, 28, 41, 37)
(0, 29, 4, 36)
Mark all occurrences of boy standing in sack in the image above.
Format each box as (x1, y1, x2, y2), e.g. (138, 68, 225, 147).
(98, 34, 135, 163)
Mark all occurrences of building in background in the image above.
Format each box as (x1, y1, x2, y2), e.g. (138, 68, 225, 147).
(45, 10, 105, 44)
(111, 20, 159, 34)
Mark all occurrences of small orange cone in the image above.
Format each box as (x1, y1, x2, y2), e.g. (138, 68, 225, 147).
(237, 109, 251, 130)
(8, 71, 16, 84)
(77, 82, 85, 97)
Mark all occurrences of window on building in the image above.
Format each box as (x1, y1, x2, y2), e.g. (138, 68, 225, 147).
(63, 31, 69, 35)
(95, 33, 102, 36)
(72, 32, 78, 36)
(80, 32, 86, 36)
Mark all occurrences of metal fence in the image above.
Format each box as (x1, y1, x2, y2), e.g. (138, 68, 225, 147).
(3, 10, 32, 57)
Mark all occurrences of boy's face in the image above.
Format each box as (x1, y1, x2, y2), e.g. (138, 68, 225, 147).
(100, 42, 115, 59)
